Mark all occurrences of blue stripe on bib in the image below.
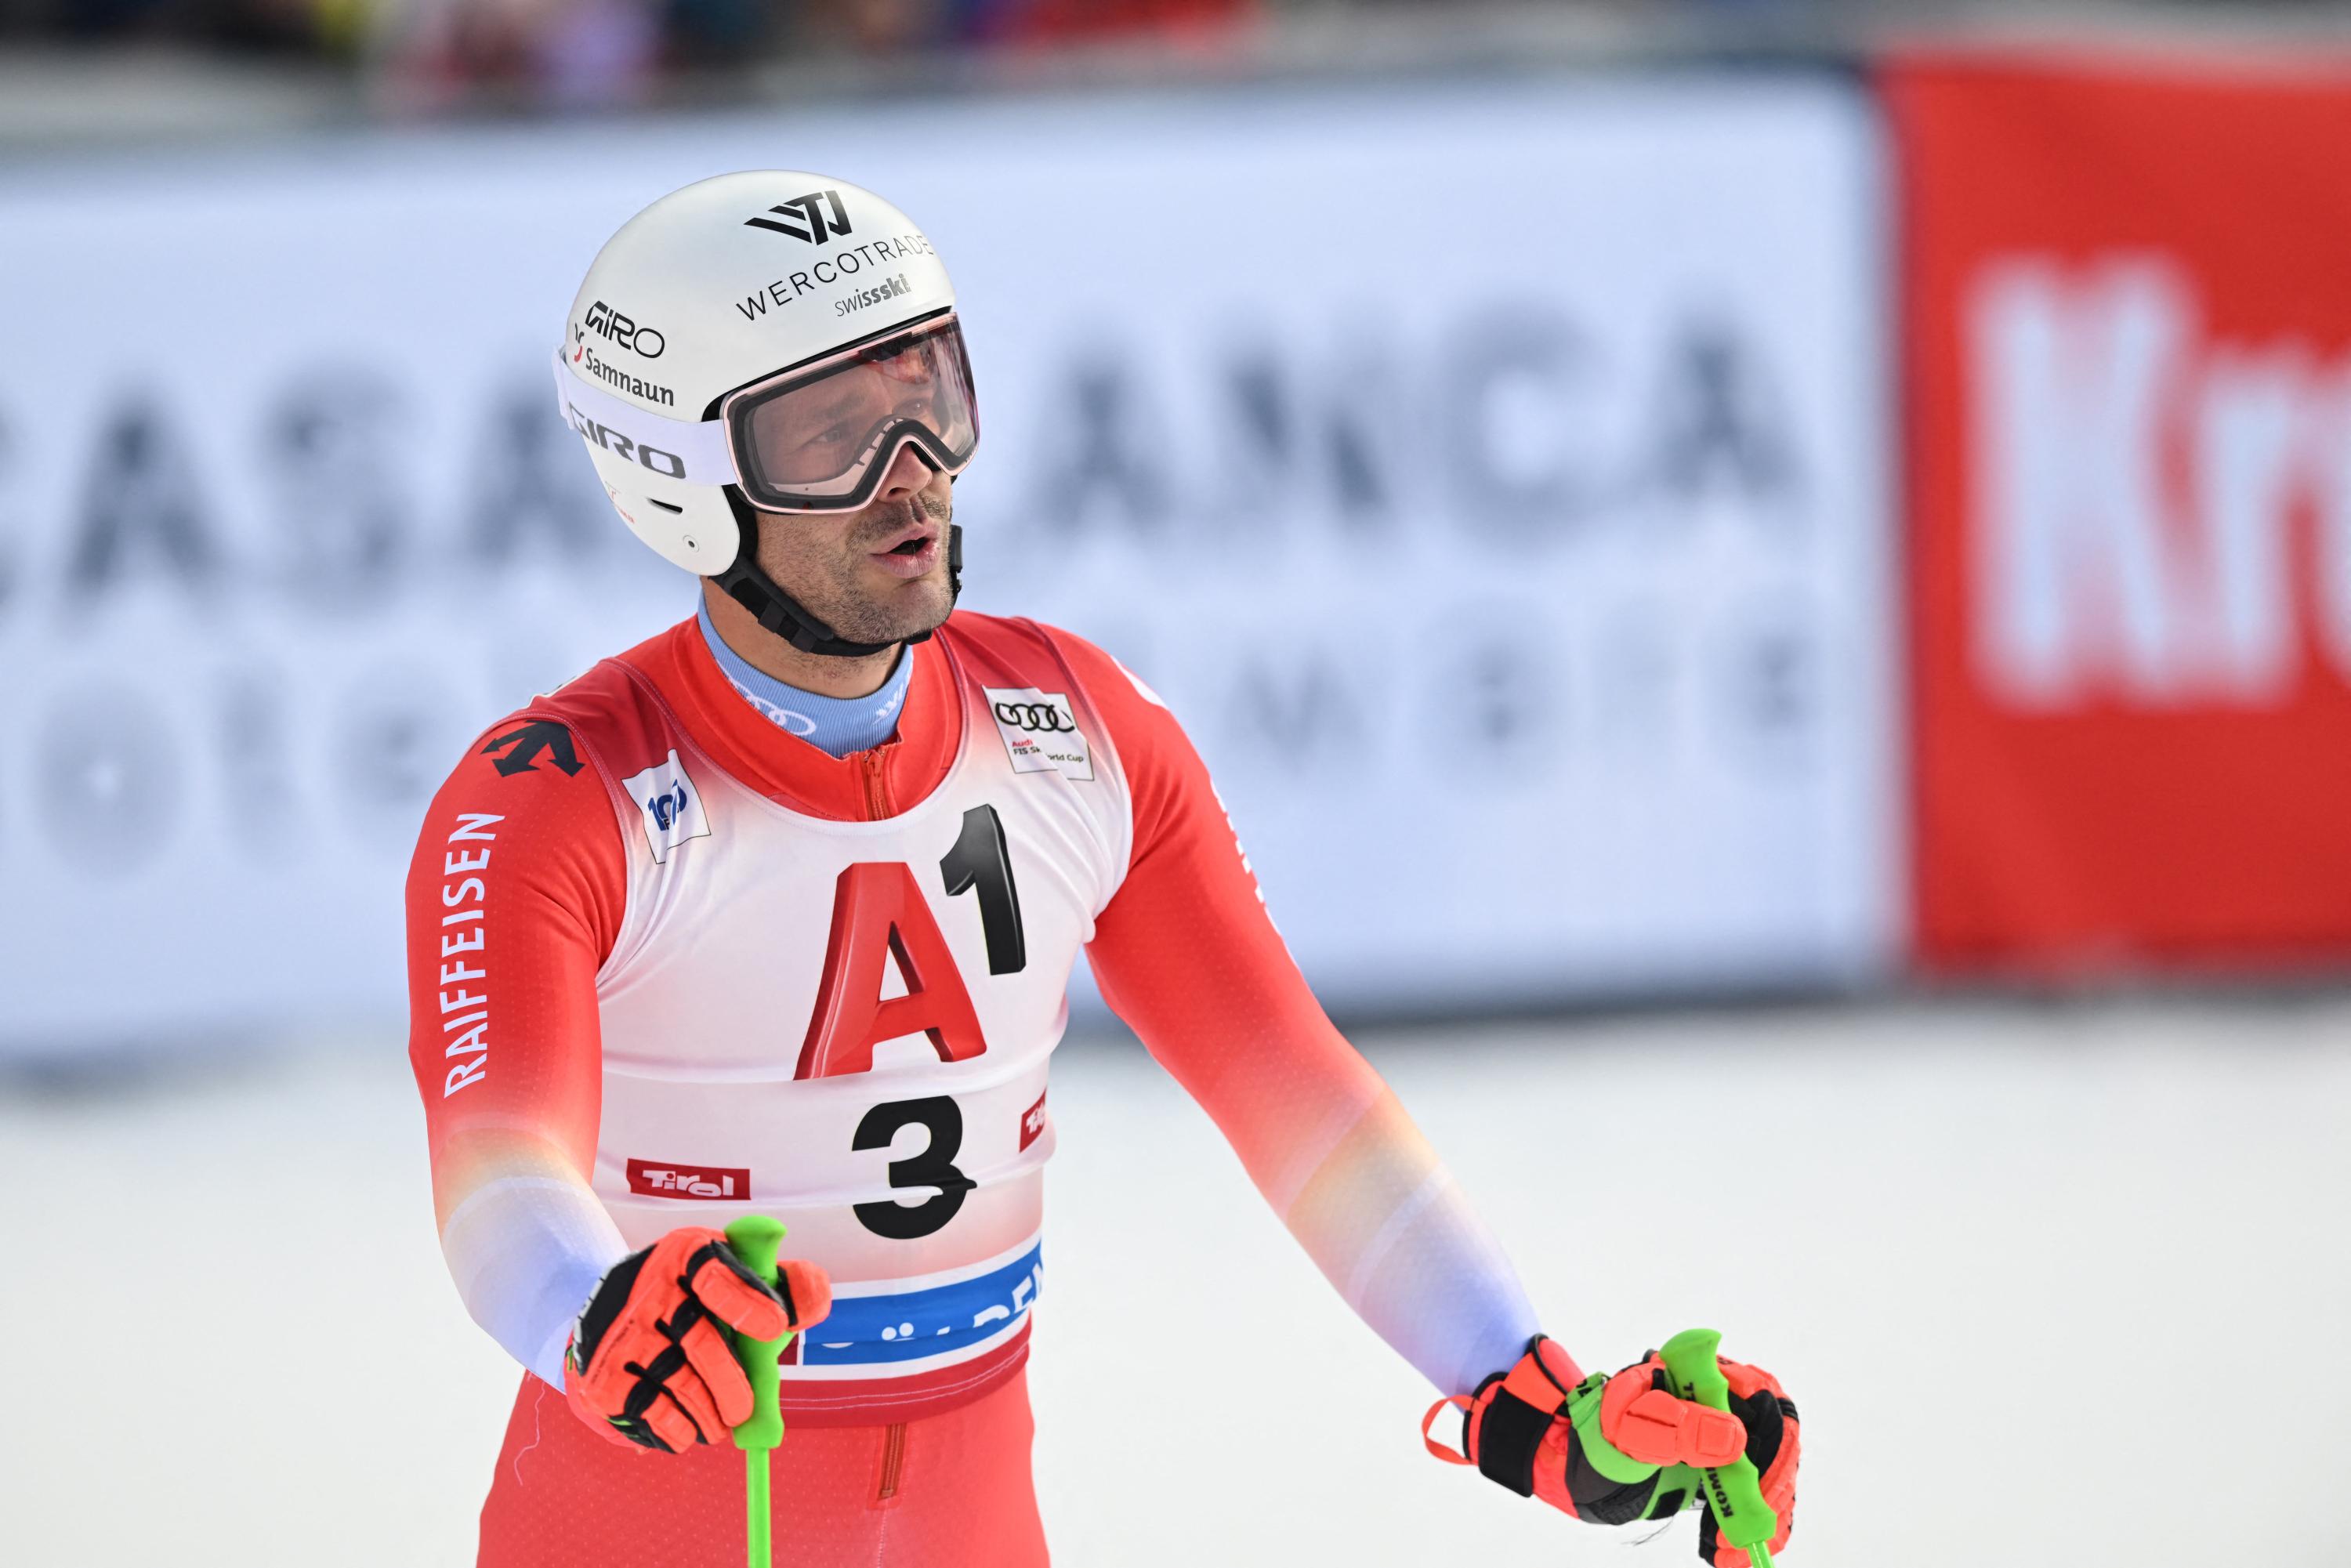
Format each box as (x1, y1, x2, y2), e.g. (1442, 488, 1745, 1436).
(801, 1240, 1043, 1367)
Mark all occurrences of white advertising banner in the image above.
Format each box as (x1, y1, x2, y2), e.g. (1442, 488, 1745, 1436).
(0, 77, 1896, 1048)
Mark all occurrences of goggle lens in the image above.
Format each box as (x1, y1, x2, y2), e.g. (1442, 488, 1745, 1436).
(734, 320, 977, 503)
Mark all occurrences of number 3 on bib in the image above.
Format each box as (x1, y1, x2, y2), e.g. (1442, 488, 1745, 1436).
(795, 804, 1026, 1081)
(852, 1096, 971, 1239)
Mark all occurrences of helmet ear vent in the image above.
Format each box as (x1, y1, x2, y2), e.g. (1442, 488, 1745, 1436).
(649, 498, 684, 513)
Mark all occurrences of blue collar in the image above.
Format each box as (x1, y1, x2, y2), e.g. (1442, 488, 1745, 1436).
(696, 598, 913, 758)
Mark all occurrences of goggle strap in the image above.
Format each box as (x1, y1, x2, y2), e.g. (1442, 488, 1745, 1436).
(552, 350, 740, 489)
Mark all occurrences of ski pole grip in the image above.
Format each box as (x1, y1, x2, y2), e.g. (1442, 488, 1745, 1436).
(723, 1215, 792, 1453)
(1659, 1328, 1777, 1558)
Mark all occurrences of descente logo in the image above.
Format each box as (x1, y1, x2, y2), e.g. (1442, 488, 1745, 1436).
(746, 189, 852, 245)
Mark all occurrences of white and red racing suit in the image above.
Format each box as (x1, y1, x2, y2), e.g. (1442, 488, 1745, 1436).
(406, 609, 1538, 1564)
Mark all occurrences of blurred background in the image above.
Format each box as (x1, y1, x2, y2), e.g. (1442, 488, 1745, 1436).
(5, 3, 2350, 1566)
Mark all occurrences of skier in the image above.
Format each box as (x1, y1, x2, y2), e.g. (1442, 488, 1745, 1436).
(404, 172, 1800, 1566)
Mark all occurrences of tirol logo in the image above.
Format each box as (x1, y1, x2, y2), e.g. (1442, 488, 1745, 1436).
(1020, 1089, 1048, 1152)
(746, 189, 852, 245)
(579, 300, 664, 359)
(620, 749, 711, 863)
(626, 1158, 750, 1200)
(983, 686, 1093, 782)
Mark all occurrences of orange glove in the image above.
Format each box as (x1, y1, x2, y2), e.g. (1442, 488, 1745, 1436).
(1425, 1336, 1800, 1565)
(1693, 1356, 1799, 1568)
(562, 1226, 831, 1453)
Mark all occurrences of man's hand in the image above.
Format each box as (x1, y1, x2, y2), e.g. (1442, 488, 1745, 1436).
(562, 1226, 831, 1453)
(1423, 1336, 1800, 1565)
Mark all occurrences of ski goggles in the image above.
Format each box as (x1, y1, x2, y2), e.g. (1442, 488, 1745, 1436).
(555, 310, 980, 513)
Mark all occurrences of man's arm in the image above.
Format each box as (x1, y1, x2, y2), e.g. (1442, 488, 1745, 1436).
(1057, 632, 1541, 1397)
(404, 715, 632, 1386)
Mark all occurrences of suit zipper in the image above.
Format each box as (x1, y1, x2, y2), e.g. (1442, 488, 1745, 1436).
(875, 1421, 907, 1503)
(858, 746, 900, 1508)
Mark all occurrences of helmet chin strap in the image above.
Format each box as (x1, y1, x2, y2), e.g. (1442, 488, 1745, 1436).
(710, 491, 963, 659)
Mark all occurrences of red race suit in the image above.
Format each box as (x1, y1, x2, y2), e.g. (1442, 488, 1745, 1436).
(406, 610, 1540, 1565)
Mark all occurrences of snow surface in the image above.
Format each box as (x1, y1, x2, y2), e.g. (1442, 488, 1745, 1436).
(5, 997, 2346, 1566)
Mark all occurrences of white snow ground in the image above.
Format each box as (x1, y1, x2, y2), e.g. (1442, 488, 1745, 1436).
(5, 996, 2347, 1567)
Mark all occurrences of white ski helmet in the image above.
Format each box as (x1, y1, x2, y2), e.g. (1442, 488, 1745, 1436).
(555, 171, 977, 654)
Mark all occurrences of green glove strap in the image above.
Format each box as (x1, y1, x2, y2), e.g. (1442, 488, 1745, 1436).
(1647, 1463, 1704, 1520)
(1565, 1373, 1660, 1487)
(1659, 1328, 1777, 1565)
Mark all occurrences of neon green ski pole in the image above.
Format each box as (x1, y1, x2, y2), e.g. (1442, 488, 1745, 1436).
(724, 1216, 795, 1568)
(1660, 1328, 1776, 1568)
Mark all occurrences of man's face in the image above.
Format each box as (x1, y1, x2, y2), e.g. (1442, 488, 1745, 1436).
(745, 450, 956, 647)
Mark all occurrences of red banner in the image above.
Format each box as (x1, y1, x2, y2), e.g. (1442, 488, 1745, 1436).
(1892, 56, 2351, 971)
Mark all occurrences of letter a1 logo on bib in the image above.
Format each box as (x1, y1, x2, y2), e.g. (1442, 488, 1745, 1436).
(798, 862, 987, 1079)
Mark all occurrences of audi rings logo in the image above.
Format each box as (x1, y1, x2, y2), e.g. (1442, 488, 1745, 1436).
(984, 686, 1095, 781)
(993, 700, 1075, 733)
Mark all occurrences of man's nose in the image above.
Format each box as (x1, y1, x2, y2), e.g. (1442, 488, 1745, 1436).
(871, 442, 935, 504)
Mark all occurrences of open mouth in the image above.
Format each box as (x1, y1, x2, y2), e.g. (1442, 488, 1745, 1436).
(866, 516, 943, 579)
(870, 514, 938, 553)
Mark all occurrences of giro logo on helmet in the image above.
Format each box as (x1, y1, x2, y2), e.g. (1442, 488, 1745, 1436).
(563, 400, 688, 479)
(745, 189, 853, 245)
(580, 300, 665, 358)
(992, 701, 1077, 733)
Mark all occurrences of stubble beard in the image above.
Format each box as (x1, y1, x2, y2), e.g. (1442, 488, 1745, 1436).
(760, 486, 956, 647)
